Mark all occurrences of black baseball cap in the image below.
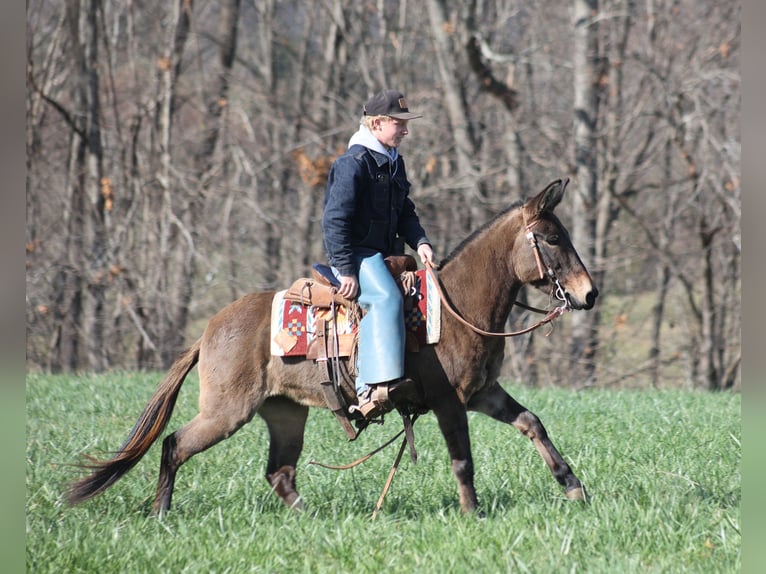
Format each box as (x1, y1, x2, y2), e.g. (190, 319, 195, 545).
(363, 90, 422, 119)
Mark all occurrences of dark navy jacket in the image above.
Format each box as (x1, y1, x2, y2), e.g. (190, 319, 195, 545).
(322, 144, 429, 277)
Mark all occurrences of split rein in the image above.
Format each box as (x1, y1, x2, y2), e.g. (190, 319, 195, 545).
(424, 222, 570, 338)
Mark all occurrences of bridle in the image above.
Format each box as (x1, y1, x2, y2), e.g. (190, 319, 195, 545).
(524, 220, 569, 306)
(424, 217, 570, 338)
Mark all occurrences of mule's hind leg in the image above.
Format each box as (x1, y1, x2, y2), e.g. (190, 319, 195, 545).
(154, 410, 257, 514)
(258, 396, 309, 510)
(468, 383, 586, 500)
(154, 373, 264, 513)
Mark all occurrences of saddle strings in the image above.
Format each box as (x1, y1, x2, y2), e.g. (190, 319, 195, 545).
(329, 296, 342, 392)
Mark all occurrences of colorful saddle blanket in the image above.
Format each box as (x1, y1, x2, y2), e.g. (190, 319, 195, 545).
(270, 269, 441, 357)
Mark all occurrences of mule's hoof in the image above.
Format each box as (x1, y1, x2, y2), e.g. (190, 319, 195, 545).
(288, 495, 304, 512)
(565, 487, 586, 501)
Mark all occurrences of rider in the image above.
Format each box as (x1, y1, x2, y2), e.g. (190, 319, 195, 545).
(321, 89, 435, 419)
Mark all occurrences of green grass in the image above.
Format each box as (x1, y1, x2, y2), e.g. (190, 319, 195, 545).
(27, 372, 740, 573)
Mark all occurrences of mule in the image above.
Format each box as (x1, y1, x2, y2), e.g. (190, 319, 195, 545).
(67, 178, 598, 514)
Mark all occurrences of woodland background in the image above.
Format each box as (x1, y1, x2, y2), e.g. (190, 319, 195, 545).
(25, 0, 740, 391)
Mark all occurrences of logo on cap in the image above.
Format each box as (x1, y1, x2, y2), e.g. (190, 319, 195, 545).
(398, 98, 407, 110)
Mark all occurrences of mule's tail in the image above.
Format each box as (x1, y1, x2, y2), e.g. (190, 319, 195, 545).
(67, 340, 202, 505)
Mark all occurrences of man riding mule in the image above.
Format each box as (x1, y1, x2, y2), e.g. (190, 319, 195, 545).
(67, 173, 597, 516)
(322, 89, 434, 420)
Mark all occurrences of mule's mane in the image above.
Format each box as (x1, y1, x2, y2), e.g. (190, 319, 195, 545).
(437, 199, 525, 269)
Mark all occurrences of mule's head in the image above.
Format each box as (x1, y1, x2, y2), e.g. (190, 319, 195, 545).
(514, 178, 598, 310)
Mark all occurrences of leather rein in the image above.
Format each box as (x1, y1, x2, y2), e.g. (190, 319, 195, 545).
(424, 220, 570, 338)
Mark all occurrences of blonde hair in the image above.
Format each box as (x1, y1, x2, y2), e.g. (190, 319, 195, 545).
(360, 114, 393, 131)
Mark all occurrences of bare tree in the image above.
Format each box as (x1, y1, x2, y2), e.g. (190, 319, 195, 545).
(28, 0, 110, 371)
(569, 0, 601, 385)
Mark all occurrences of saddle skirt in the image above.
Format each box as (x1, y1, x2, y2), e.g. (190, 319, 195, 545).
(270, 269, 441, 358)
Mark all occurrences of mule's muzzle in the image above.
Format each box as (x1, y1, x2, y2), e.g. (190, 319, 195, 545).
(567, 285, 598, 311)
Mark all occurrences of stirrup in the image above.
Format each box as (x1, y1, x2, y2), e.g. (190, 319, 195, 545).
(350, 381, 400, 419)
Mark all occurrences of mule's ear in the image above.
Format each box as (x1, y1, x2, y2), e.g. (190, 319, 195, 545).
(538, 178, 568, 214)
(525, 178, 568, 221)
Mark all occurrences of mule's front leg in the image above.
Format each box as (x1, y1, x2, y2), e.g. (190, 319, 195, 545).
(513, 410, 585, 500)
(433, 396, 478, 512)
(469, 383, 586, 501)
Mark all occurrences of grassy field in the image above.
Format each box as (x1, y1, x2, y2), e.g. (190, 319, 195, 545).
(26, 372, 740, 573)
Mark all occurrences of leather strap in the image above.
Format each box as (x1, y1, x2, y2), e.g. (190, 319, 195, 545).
(425, 261, 567, 338)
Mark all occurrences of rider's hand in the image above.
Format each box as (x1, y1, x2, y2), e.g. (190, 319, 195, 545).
(338, 275, 359, 299)
(417, 243, 435, 267)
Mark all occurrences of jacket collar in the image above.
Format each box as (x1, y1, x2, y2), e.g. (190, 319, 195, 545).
(348, 125, 399, 165)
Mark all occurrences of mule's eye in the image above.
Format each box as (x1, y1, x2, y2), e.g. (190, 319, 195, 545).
(546, 234, 560, 245)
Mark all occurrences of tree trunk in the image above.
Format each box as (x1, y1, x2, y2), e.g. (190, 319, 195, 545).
(649, 266, 670, 388)
(425, 0, 486, 225)
(570, 0, 600, 385)
(698, 218, 719, 390)
(49, 0, 109, 372)
(154, 0, 192, 367)
(80, 0, 109, 371)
